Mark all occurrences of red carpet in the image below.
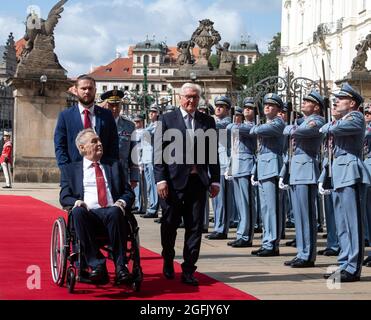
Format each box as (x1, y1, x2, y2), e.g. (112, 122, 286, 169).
(0, 195, 257, 300)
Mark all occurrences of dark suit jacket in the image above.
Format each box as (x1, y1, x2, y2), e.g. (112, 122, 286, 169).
(59, 158, 135, 209)
(54, 105, 119, 167)
(154, 108, 220, 191)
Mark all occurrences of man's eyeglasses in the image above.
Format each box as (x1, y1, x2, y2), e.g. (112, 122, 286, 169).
(182, 95, 199, 101)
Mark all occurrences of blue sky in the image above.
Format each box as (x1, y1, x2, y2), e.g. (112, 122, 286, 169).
(0, 0, 282, 76)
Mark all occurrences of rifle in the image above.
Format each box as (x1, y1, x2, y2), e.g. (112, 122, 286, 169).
(282, 100, 294, 185)
(322, 59, 333, 190)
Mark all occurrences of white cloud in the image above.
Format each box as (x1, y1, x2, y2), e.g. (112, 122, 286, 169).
(1, 0, 280, 76)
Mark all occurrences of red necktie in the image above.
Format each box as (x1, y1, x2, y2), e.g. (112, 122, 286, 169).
(92, 162, 107, 208)
(83, 109, 92, 129)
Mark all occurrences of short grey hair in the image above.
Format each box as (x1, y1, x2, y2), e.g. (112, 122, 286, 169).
(75, 128, 97, 156)
(180, 83, 202, 96)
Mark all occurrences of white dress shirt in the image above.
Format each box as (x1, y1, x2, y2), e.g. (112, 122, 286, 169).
(83, 158, 114, 210)
(78, 103, 96, 130)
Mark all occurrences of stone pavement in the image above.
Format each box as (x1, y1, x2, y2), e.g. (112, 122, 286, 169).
(2, 183, 371, 300)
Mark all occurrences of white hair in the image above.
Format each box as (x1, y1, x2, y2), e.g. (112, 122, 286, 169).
(75, 128, 97, 156)
(180, 83, 202, 96)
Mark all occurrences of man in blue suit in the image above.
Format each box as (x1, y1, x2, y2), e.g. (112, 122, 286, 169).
(155, 83, 220, 286)
(321, 83, 370, 282)
(250, 93, 285, 257)
(280, 91, 325, 268)
(59, 128, 135, 285)
(54, 75, 119, 167)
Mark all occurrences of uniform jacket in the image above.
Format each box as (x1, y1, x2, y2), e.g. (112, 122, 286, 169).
(320, 111, 370, 189)
(216, 116, 232, 171)
(226, 121, 256, 177)
(250, 116, 285, 180)
(364, 123, 371, 175)
(141, 121, 159, 165)
(54, 105, 119, 167)
(59, 158, 134, 209)
(280, 114, 325, 185)
(0, 141, 12, 164)
(154, 108, 220, 191)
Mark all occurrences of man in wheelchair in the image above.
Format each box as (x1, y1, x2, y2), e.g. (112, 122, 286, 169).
(59, 128, 135, 285)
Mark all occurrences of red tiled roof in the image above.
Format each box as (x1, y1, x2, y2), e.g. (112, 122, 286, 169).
(15, 38, 26, 58)
(89, 57, 133, 80)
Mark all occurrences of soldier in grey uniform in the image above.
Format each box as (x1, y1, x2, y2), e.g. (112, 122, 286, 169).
(206, 96, 233, 240)
(140, 104, 160, 218)
(164, 105, 177, 114)
(321, 83, 370, 282)
(362, 104, 371, 267)
(101, 90, 139, 189)
(280, 91, 325, 267)
(250, 93, 285, 257)
(226, 105, 256, 247)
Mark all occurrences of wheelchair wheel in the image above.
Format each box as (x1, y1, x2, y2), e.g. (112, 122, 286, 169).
(50, 217, 67, 287)
(66, 266, 76, 293)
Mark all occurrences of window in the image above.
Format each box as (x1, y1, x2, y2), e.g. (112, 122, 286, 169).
(162, 84, 167, 91)
(161, 69, 168, 74)
(151, 69, 156, 74)
(123, 68, 129, 72)
(248, 57, 253, 64)
(124, 86, 129, 91)
(102, 85, 107, 92)
(239, 56, 246, 65)
(137, 56, 141, 63)
(151, 84, 156, 92)
(152, 56, 156, 63)
(144, 55, 149, 65)
(136, 84, 140, 91)
(105, 68, 112, 72)
(136, 69, 141, 74)
(113, 86, 118, 90)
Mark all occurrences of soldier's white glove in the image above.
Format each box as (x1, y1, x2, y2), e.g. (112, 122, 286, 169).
(251, 175, 260, 187)
(73, 200, 88, 210)
(113, 200, 126, 214)
(224, 171, 233, 181)
(318, 182, 332, 196)
(139, 165, 144, 173)
(279, 177, 289, 190)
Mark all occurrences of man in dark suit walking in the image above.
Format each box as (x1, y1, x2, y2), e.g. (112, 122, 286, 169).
(59, 128, 135, 285)
(54, 75, 119, 167)
(155, 83, 220, 286)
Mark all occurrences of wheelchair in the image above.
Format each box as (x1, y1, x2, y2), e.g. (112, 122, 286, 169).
(50, 206, 143, 294)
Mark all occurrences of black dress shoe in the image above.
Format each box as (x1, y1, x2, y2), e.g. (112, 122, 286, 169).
(290, 258, 315, 268)
(365, 240, 370, 247)
(227, 239, 237, 246)
(140, 213, 158, 218)
(251, 247, 264, 255)
(163, 260, 175, 280)
(256, 249, 280, 257)
(285, 239, 296, 247)
(115, 265, 131, 285)
(284, 257, 298, 266)
(254, 226, 263, 233)
(285, 221, 295, 228)
(181, 273, 199, 286)
(318, 248, 340, 256)
(322, 234, 328, 239)
(2, 186, 11, 189)
(207, 232, 227, 240)
(340, 270, 360, 282)
(154, 217, 162, 223)
(317, 226, 324, 233)
(202, 228, 209, 234)
(90, 265, 109, 284)
(231, 239, 252, 248)
(229, 222, 238, 228)
(363, 256, 371, 267)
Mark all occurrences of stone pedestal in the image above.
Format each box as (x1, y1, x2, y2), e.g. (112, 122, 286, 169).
(167, 67, 241, 106)
(10, 78, 72, 182)
(336, 71, 371, 102)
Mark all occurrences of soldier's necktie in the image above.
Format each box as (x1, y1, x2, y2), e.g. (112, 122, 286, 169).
(92, 162, 107, 208)
(83, 109, 92, 129)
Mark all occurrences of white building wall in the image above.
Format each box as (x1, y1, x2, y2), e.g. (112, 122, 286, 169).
(279, 0, 371, 90)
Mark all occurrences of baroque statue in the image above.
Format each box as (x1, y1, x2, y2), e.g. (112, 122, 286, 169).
(351, 34, 371, 73)
(21, 0, 68, 60)
(176, 40, 195, 65)
(216, 42, 236, 72)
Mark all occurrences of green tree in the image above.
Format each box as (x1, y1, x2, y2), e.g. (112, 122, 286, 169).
(237, 32, 281, 88)
(209, 54, 219, 69)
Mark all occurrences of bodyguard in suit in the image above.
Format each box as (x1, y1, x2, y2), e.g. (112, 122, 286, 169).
(59, 128, 135, 285)
(321, 83, 370, 282)
(363, 105, 371, 267)
(54, 75, 119, 167)
(101, 90, 139, 188)
(206, 96, 233, 240)
(141, 104, 160, 218)
(250, 93, 285, 257)
(155, 83, 220, 286)
(280, 91, 325, 268)
(226, 104, 256, 247)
